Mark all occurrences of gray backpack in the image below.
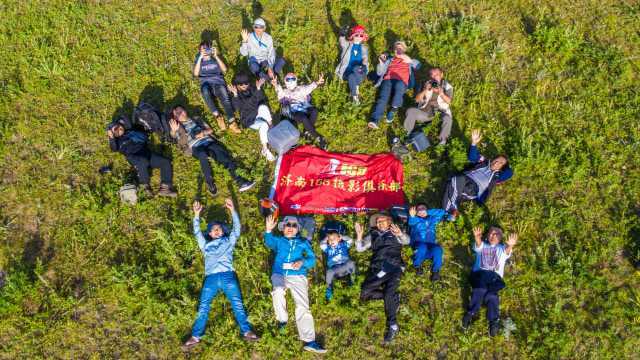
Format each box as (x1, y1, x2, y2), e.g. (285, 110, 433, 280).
(268, 120, 300, 154)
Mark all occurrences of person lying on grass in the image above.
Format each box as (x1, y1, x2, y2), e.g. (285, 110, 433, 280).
(193, 40, 240, 133)
(264, 215, 327, 354)
(168, 106, 255, 196)
(107, 122, 176, 197)
(462, 226, 518, 337)
(335, 24, 370, 104)
(442, 129, 513, 220)
(408, 204, 447, 281)
(183, 199, 259, 349)
(320, 230, 356, 302)
(272, 72, 328, 150)
(355, 213, 410, 345)
(240, 18, 285, 80)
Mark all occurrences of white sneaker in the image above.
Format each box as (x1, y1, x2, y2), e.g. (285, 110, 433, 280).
(262, 147, 275, 162)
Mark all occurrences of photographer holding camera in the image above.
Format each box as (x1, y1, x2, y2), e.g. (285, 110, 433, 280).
(193, 41, 240, 134)
(403, 67, 454, 145)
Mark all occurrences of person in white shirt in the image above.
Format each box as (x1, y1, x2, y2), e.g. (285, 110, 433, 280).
(462, 226, 518, 336)
(239, 18, 285, 80)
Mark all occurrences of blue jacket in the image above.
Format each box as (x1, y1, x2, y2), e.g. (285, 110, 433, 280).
(193, 210, 241, 275)
(264, 232, 316, 276)
(408, 209, 446, 245)
(320, 236, 353, 268)
(466, 145, 513, 203)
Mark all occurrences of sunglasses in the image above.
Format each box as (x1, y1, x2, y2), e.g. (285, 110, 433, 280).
(353, 34, 364, 38)
(284, 222, 298, 228)
(253, 25, 265, 29)
(284, 77, 297, 82)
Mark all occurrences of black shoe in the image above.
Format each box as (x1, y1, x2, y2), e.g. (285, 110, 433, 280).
(430, 271, 441, 282)
(238, 180, 256, 192)
(415, 267, 424, 276)
(462, 313, 473, 330)
(383, 324, 399, 344)
(317, 136, 328, 150)
(277, 321, 287, 335)
(206, 183, 218, 197)
(489, 320, 500, 337)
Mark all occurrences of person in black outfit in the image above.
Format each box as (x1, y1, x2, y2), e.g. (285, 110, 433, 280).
(355, 212, 410, 344)
(107, 123, 176, 197)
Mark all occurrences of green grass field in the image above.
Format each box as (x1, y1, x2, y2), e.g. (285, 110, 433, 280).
(1, 0, 640, 358)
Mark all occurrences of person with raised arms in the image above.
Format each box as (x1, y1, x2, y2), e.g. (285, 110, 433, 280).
(462, 226, 518, 337)
(183, 199, 259, 349)
(240, 18, 285, 80)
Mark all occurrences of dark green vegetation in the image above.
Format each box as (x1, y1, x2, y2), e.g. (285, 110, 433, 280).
(1, 0, 639, 358)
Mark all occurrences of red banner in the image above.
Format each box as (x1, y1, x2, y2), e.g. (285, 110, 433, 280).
(273, 145, 405, 215)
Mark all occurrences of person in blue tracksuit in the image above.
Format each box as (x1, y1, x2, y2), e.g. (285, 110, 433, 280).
(183, 199, 258, 349)
(443, 129, 513, 220)
(320, 230, 356, 301)
(264, 215, 327, 354)
(408, 204, 447, 281)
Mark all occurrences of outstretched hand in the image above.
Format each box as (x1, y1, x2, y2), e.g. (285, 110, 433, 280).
(471, 129, 482, 145)
(224, 198, 234, 211)
(354, 223, 364, 239)
(409, 206, 417, 217)
(107, 129, 114, 139)
(390, 223, 403, 237)
(256, 78, 266, 90)
(506, 233, 518, 247)
(316, 73, 325, 86)
(193, 201, 203, 217)
(473, 226, 484, 240)
(241, 29, 249, 42)
(227, 84, 238, 96)
(266, 215, 277, 232)
(169, 119, 180, 133)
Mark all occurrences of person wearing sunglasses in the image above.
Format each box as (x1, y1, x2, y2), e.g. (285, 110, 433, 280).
(271, 72, 328, 150)
(228, 72, 276, 162)
(335, 25, 370, 104)
(263, 215, 327, 354)
(240, 18, 285, 80)
(354, 212, 410, 344)
(193, 40, 240, 133)
(368, 41, 421, 129)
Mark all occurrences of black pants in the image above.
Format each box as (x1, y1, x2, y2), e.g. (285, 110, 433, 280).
(360, 269, 402, 327)
(192, 140, 244, 187)
(291, 107, 320, 138)
(442, 175, 479, 212)
(126, 152, 173, 185)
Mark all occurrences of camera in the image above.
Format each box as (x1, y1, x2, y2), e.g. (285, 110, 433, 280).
(429, 80, 439, 88)
(204, 47, 213, 56)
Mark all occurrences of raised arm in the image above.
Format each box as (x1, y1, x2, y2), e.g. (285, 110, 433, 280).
(239, 29, 250, 56)
(505, 233, 518, 256)
(193, 52, 203, 77)
(354, 223, 371, 252)
(224, 199, 241, 246)
(264, 215, 278, 250)
(391, 224, 410, 245)
(469, 129, 482, 163)
(472, 226, 484, 252)
(213, 50, 227, 73)
(192, 201, 206, 251)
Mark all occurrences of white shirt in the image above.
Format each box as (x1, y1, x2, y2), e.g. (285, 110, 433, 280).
(472, 242, 511, 278)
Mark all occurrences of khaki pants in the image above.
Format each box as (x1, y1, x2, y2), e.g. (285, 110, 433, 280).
(271, 274, 316, 342)
(403, 106, 453, 142)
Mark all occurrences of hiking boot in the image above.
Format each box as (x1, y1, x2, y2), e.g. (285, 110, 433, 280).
(430, 271, 441, 282)
(261, 146, 275, 162)
(242, 330, 260, 342)
(229, 121, 242, 134)
(415, 267, 424, 276)
(368, 121, 379, 130)
(489, 320, 500, 337)
(303, 341, 327, 354)
(383, 324, 399, 344)
(182, 336, 200, 350)
(325, 287, 333, 302)
(205, 182, 217, 197)
(277, 321, 287, 335)
(215, 115, 227, 131)
(462, 313, 473, 330)
(317, 136, 328, 150)
(238, 180, 256, 192)
(158, 184, 177, 197)
(138, 183, 152, 196)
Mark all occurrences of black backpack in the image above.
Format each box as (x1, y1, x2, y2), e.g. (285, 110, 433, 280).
(131, 102, 170, 140)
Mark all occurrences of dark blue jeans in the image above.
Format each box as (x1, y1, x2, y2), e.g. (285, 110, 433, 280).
(371, 79, 407, 123)
(467, 287, 500, 323)
(412, 242, 443, 272)
(126, 152, 173, 185)
(248, 56, 285, 80)
(191, 271, 252, 337)
(200, 82, 235, 121)
(343, 70, 365, 96)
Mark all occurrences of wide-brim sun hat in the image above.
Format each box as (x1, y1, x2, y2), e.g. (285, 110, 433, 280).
(369, 212, 392, 228)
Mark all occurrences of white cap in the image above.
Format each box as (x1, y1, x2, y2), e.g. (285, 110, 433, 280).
(253, 18, 266, 27)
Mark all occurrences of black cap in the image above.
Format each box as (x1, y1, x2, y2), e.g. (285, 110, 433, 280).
(232, 73, 251, 85)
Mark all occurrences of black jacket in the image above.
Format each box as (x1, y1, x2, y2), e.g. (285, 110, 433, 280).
(367, 229, 407, 272)
(109, 130, 150, 158)
(231, 85, 269, 127)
